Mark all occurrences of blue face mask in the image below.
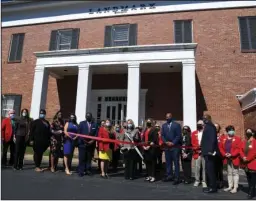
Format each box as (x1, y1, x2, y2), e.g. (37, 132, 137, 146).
(10, 114, 15, 119)
(127, 124, 133, 129)
(228, 130, 235, 136)
(166, 118, 172, 123)
(39, 114, 45, 119)
(115, 128, 120, 133)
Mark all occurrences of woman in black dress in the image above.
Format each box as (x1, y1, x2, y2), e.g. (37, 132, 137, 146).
(50, 111, 64, 172)
(30, 109, 51, 172)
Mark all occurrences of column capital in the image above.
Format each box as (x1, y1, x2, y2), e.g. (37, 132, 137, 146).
(182, 59, 195, 66)
(127, 62, 140, 68)
(35, 65, 45, 72)
(78, 63, 90, 69)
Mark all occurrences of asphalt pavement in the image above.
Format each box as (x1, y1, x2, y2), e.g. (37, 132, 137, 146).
(1, 160, 252, 200)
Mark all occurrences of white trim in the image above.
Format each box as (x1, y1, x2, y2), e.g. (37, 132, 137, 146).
(2, 1, 256, 27)
(237, 88, 256, 111)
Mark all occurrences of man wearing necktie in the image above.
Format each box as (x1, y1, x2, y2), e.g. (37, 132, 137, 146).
(77, 113, 98, 177)
(161, 113, 182, 185)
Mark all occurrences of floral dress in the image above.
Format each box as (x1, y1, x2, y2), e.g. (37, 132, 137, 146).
(50, 120, 64, 158)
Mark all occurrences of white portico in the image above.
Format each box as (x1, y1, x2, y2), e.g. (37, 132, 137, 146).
(31, 43, 197, 130)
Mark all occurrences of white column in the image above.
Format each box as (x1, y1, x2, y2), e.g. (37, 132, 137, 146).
(75, 64, 92, 123)
(30, 66, 49, 120)
(182, 61, 197, 131)
(126, 62, 140, 126)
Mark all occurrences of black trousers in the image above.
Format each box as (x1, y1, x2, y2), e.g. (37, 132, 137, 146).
(124, 149, 136, 179)
(204, 155, 217, 189)
(14, 136, 26, 169)
(33, 152, 43, 168)
(145, 159, 156, 178)
(156, 150, 163, 170)
(181, 159, 192, 182)
(246, 171, 256, 196)
(2, 140, 15, 166)
(215, 156, 224, 184)
(112, 149, 120, 171)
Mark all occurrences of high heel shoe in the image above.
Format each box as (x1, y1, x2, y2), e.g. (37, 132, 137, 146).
(65, 169, 72, 175)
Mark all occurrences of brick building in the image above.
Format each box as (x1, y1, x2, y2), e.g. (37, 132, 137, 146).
(1, 1, 256, 134)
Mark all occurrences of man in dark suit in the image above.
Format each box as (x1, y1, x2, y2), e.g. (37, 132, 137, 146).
(77, 112, 98, 177)
(201, 114, 218, 193)
(161, 113, 182, 185)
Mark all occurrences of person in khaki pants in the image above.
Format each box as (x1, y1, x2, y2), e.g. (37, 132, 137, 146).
(219, 125, 241, 193)
(191, 120, 207, 188)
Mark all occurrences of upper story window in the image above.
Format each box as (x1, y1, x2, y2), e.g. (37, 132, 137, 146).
(1, 94, 22, 118)
(49, 28, 80, 51)
(239, 16, 256, 52)
(174, 20, 193, 43)
(8, 33, 25, 62)
(104, 24, 137, 47)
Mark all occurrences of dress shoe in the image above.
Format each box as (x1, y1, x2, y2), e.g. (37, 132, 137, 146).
(150, 177, 156, 183)
(86, 171, 92, 176)
(78, 173, 84, 177)
(129, 177, 134, 180)
(173, 180, 180, 185)
(204, 188, 217, 193)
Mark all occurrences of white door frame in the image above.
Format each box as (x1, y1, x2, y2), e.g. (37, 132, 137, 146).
(90, 89, 148, 125)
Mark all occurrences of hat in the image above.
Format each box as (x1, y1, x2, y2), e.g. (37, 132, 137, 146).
(197, 120, 204, 125)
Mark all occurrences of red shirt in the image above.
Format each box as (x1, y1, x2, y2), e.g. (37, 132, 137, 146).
(2, 118, 13, 142)
(144, 129, 150, 143)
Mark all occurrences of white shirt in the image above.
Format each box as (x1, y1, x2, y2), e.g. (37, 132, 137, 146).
(198, 130, 203, 145)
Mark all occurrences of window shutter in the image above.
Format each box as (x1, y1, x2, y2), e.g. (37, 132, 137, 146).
(239, 18, 250, 50)
(249, 18, 256, 49)
(71, 28, 80, 49)
(49, 30, 58, 51)
(16, 33, 25, 61)
(184, 21, 192, 43)
(175, 21, 183, 43)
(14, 95, 22, 116)
(104, 26, 112, 47)
(9, 34, 19, 61)
(129, 24, 137, 46)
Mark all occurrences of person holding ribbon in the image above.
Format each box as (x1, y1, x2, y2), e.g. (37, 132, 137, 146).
(63, 113, 78, 175)
(120, 119, 141, 180)
(98, 119, 116, 179)
(219, 125, 241, 193)
(112, 124, 123, 173)
(2, 109, 16, 167)
(240, 128, 256, 199)
(30, 109, 51, 172)
(143, 118, 159, 182)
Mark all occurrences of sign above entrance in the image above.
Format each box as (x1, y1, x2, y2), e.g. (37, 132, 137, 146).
(88, 3, 156, 15)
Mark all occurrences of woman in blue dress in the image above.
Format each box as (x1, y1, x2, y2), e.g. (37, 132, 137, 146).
(63, 113, 78, 175)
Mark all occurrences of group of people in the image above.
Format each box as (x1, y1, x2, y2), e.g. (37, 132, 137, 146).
(1, 109, 256, 199)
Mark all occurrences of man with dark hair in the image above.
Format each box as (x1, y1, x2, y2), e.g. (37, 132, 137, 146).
(201, 114, 219, 193)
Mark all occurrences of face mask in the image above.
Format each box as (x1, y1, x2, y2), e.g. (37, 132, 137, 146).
(39, 114, 45, 119)
(197, 124, 203, 130)
(183, 130, 188, 134)
(10, 114, 15, 119)
(106, 122, 111, 127)
(228, 130, 235, 136)
(70, 118, 75, 122)
(203, 118, 208, 124)
(246, 132, 253, 139)
(166, 118, 172, 123)
(127, 124, 133, 129)
(115, 128, 120, 133)
(86, 116, 92, 122)
(146, 122, 152, 127)
(22, 113, 27, 117)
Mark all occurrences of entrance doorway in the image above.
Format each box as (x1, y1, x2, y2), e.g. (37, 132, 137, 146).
(105, 102, 127, 125)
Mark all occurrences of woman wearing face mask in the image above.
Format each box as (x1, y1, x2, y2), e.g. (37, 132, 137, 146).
(98, 119, 116, 178)
(13, 109, 33, 170)
(111, 124, 123, 172)
(219, 125, 241, 193)
(120, 119, 140, 180)
(63, 113, 78, 175)
(240, 128, 256, 199)
(181, 126, 193, 184)
(30, 109, 51, 172)
(142, 118, 159, 182)
(50, 111, 64, 173)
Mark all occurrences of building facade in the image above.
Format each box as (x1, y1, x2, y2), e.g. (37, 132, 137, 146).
(2, 1, 256, 134)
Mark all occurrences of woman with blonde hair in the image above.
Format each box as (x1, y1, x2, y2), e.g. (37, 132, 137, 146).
(98, 119, 116, 178)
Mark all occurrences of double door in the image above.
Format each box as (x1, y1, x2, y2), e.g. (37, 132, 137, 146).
(104, 102, 127, 126)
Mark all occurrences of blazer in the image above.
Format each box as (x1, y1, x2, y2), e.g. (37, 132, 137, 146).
(161, 121, 182, 146)
(2, 118, 14, 142)
(219, 135, 241, 166)
(201, 121, 219, 156)
(98, 127, 117, 152)
(240, 138, 256, 171)
(191, 130, 203, 159)
(142, 128, 159, 160)
(78, 120, 98, 147)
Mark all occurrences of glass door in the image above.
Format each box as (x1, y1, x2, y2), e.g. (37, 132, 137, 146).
(105, 102, 126, 126)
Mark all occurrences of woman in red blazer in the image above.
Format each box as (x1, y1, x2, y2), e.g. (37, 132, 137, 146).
(98, 119, 116, 179)
(219, 125, 241, 193)
(240, 128, 256, 199)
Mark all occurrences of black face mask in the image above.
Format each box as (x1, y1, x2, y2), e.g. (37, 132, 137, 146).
(197, 124, 203, 130)
(202, 118, 208, 124)
(246, 132, 253, 139)
(70, 118, 75, 123)
(146, 122, 152, 127)
(166, 118, 172, 123)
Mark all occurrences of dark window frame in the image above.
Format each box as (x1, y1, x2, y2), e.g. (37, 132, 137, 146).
(1, 94, 22, 117)
(174, 20, 193, 44)
(239, 16, 256, 53)
(8, 33, 25, 63)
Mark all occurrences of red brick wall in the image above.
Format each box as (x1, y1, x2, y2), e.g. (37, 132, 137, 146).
(243, 106, 256, 131)
(2, 7, 256, 135)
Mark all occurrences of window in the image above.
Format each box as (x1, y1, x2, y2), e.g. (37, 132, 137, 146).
(1, 94, 22, 117)
(104, 24, 137, 47)
(239, 17, 256, 52)
(174, 20, 192, 43)
(8, 33, 25, 62)
(49, 28, 80, 51)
